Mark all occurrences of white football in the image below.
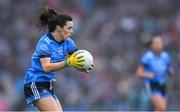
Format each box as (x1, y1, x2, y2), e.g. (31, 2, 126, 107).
(75, 50, 94, 73)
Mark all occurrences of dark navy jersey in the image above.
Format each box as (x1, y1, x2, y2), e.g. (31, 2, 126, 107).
(24, 32, 77, 84)
(141, 50, 171, 84)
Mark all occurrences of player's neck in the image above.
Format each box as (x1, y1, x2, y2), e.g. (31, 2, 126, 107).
(51, 32, 63, 42)
(153, 50, 161, 56)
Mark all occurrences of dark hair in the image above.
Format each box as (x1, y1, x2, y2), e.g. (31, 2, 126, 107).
(39, 7, 73, 32)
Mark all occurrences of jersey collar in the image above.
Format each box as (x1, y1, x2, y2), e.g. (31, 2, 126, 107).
(150, 49, 162, 57)
(47, 32, 64, 44)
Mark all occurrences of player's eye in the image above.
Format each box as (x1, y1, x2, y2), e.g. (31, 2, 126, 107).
(67, 27, 72, 30)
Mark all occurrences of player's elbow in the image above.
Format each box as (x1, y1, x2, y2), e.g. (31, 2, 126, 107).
(136, 66, 145, 78)
(136, 70, 141, 77)
(42, 65, 52, 73)
(136, 69, 143, 78)
(136, 72, 143, 78)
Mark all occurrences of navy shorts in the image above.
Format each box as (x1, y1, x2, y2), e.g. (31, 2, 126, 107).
(144, 81, 166, 97)
(24, 81, 58, 105)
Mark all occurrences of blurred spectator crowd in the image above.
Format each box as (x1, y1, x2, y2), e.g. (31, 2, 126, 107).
(0, 0, 180, 111)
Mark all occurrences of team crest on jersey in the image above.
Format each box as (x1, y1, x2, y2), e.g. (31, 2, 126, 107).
(57, 47, 63, 55)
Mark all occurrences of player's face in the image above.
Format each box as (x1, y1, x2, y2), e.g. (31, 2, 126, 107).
(58, 21, 73, 40)
(151, 37, 164, 53)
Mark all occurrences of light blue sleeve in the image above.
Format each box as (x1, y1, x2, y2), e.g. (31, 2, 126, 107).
(67, 38, 78, 54)
(141, 52, 150, 67)
(36, 41, 50, 58)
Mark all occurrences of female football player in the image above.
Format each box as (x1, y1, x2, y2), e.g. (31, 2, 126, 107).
(136, 36, 174, 111)
(24, 7, 85, 111)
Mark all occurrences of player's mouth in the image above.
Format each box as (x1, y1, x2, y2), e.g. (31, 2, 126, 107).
(69, 33, 72, 37)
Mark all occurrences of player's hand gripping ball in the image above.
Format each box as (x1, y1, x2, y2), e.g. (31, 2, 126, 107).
(65, 50, 94, 73)
(75, 50, 94, 73)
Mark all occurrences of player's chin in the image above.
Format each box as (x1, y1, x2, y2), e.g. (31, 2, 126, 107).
(65, 34, 71, 39)
(63, 36, 70, 40)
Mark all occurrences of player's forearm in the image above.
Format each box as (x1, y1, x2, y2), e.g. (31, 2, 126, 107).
(137, 73, 154, 79)
(43, 61, 66, 73)
(136, 66, 154, 79)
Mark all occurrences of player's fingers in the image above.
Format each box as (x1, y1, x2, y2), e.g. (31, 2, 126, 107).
(75, 65, 83, 70)
(77, 61, 85, 65)
(77, 59, 85, 62)
(77, 63, 85, 66)
(77, 55, 84, 59)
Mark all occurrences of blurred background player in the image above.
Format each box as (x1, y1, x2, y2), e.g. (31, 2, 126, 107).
(136, 36, 174, 111)
(24, 7, 86, 111)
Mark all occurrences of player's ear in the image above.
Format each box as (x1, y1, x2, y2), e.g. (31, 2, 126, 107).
(56, 25, 63, 32)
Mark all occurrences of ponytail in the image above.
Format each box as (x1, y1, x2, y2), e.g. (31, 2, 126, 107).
(39, 7, 57, 29)
(39, 7, 73, 32)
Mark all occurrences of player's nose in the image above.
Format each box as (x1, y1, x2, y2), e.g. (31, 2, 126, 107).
(70, 29, 73, 34)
